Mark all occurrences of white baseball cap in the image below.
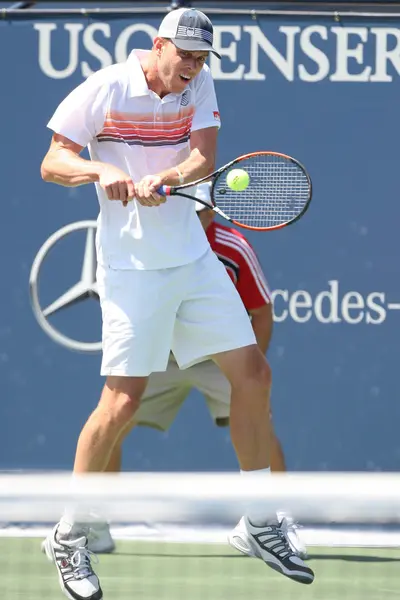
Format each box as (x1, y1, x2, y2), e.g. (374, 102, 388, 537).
(194, 182, 213, 212)
(158, 8, 221, 59)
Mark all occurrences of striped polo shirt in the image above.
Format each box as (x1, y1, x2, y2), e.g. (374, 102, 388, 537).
(47, 50, 221, 270)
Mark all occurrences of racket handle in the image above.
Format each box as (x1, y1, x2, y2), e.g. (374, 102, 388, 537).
(156, 185, 171, 196)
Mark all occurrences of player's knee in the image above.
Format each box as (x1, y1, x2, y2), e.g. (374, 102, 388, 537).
(246, 356, 271, 392)
(97, 394, 139, 433)
(102, 377, 145, 426)
(232, 357, 271, 400)
(113, 393, 140, 423)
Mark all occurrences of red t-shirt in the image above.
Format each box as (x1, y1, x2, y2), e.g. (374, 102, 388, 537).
(206, 221, 271, 312)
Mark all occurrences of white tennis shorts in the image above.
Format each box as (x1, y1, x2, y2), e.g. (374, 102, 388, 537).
(97, 249, 256, 376)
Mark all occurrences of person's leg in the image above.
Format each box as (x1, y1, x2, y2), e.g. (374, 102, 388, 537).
(195, 361, 306, 559)
(73, 376, 148, 473)
(192, 359, 287, 473)
(172, 251, 272, 474)
(270, 423, 286, 473)
(172, 252, 313, 584)
(213, 344, 271, 473)
(89, 361, 188, 554)
(103, 360, 190, 473)
(103, 438, 123, 473)
(42, 375, 147, 600)
(43, 266, 181, 599)
(214, 345, 312, 583)
(78, 264, 180, 478)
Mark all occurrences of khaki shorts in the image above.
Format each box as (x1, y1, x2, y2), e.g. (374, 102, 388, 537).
(134, 357, 231, 430)
(135, 356, 273, 430)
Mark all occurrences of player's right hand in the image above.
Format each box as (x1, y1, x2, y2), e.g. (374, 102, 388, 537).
(99, 165, 135, 207)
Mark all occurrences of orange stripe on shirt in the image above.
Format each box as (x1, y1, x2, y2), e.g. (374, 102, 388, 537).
(104, 108, 194, 126)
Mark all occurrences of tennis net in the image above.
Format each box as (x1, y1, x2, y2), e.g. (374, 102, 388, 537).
(2, 472, 400, 600)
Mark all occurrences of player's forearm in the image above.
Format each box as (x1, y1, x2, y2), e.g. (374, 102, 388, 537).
(250, 305, 274, 355)
(158, 147, 215, 186)
(41, 148, 105, 187)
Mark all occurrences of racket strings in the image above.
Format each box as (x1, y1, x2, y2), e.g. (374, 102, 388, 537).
(214, 155, 310, 229)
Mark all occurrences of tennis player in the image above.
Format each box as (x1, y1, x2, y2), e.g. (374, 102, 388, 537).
(40, 8, 314, 599)
(86, 182, 306, 560)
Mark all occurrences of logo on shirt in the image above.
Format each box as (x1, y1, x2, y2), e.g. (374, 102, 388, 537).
(180, 91, 190, 106)
(213, 111, 221, 121)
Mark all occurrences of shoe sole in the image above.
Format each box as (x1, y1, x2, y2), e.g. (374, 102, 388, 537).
(228, 532, 314, 585)
(41, 537, 103, 600)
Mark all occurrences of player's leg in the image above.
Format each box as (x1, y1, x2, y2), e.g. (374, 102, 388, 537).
(172, 250, 313, 584)
(214, 345, 272, 471)
(85, 415, 133, 554)
(173, 252, 271, 472)
(214, 347, 312, 581)
(71, 265, 178, 478)
(42, 266, 180, 600)
(193, 360, 287, 471)
(103, 433, 124, 473)
(270, 423, 286, 472)
(191, 362, 308, 560)
(191, 358, 271, 471)
(41, 375, 147, 600)
(102, 357, 190, 473)
(88, 360, 190, 553)
(73, 376, 148, 473)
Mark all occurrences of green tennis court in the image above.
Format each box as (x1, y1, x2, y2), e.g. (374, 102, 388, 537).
(2, 539, 400, 599)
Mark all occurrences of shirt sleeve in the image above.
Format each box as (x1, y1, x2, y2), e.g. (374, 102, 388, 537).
(47, 70, 109, 147)
(191, 65, 221, 132)
(236, 240, 271, 312)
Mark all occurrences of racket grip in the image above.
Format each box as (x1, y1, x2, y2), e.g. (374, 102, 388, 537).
(156, 185, 171, 196)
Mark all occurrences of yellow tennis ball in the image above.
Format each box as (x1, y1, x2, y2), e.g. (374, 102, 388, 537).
(226, 169, 250, 191)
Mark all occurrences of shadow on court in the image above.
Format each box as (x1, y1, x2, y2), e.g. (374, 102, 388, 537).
(112, 551, 243, 558)
(307, 553, 400, 563)
(112, 550, 400, 563)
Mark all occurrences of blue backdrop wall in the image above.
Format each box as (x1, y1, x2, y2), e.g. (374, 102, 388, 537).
(1, 11, 399, 471)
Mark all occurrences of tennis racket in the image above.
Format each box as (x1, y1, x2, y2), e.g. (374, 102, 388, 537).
(157, 151, 312, 231)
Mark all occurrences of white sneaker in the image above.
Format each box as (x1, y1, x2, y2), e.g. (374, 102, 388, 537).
(228, 516, 314, 584)
(41, 524, 102, 600)
(279, 515, 308, 560)
(87, 522, 116, 554)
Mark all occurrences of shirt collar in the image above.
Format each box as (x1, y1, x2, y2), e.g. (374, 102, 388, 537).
(127, 50, 151, 98)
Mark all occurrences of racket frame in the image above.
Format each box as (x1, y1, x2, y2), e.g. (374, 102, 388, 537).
(160, 151, 313, 232)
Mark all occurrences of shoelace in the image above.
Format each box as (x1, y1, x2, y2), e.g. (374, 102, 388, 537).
(257, 526, 292, 559)
(69, 547, 98, 580)
(281, 517, 301, 535)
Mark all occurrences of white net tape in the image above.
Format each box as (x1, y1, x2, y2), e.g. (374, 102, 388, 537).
(1, 472, 400, 524)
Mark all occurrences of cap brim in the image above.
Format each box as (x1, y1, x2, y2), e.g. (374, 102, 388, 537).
(172, 38, 221, 59)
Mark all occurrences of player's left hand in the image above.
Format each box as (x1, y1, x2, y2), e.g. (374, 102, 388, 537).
(135, 175, 166, 207)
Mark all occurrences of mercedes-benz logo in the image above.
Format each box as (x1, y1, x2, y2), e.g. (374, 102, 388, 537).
(29, 220, 101, 353)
